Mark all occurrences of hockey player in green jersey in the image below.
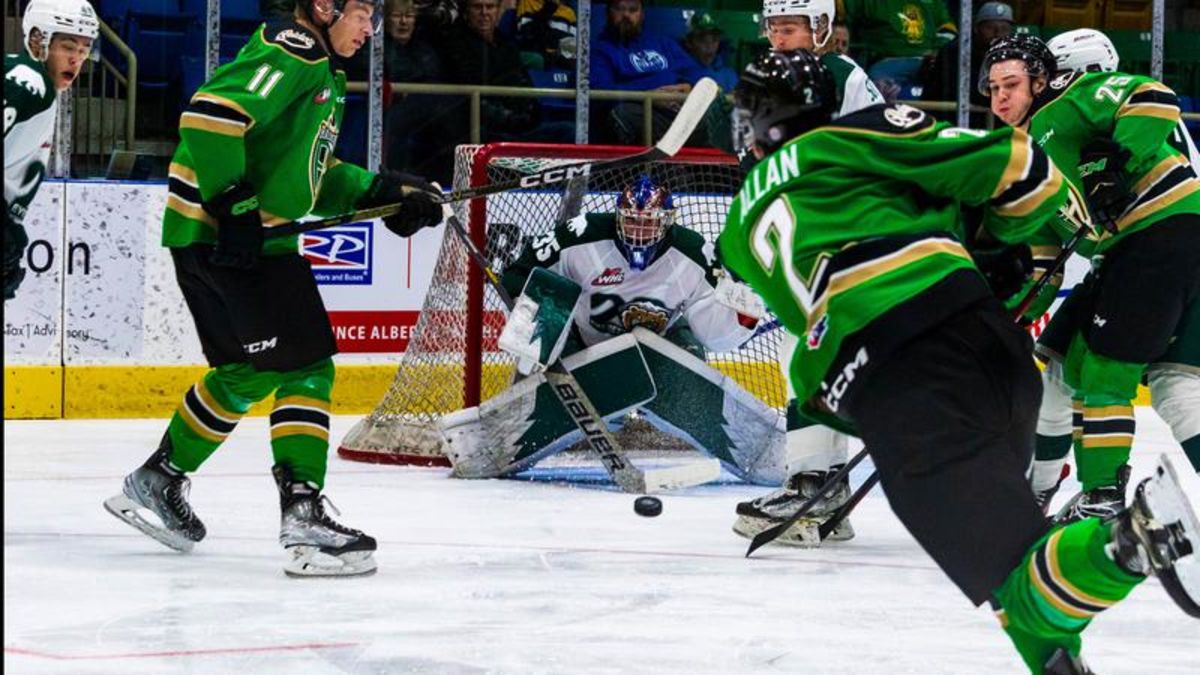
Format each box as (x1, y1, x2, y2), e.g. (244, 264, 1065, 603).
(1026, 29, 1200, 515)
(982, 35, 1200, 523)
(104, 0, 443, 577)
(4, 0, 98, 300)
(721, 49, 1200, 673)
(732, 0, 886, 549)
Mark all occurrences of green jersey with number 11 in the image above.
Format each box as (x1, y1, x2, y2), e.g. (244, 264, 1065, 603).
(162, 20, 374, 255)
(718, 104, 1077, 413)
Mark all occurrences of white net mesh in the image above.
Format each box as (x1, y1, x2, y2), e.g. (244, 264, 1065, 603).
(338, 143, 787, 466)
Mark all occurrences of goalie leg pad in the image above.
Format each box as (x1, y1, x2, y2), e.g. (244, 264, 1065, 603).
(633, 328, 786, 485)
(441, 334, 656, 478)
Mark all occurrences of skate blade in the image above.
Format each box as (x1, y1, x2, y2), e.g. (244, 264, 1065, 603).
(103, 494, 195, 553)
(1140, 455, 1200, 617)
(283, 546, 377, 578)
(733, 517, 822, 548)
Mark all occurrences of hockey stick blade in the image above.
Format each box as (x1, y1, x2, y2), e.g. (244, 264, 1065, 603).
(641, 458, 722, 494)
(655, 77, 719, 157)
(746, 447, 871, 557)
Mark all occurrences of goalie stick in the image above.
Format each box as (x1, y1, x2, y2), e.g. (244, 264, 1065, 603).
(442, 211, 719, 494)
(747, 216, 1096, 556)
(264, 78, 721, 241)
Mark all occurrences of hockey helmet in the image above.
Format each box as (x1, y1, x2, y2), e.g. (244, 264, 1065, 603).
(22, 0, 99, 59)
(299, 0, 385, 34)
(616, 176, 676, 271)
(761, 0, 836, 49)
(979, 33, 1057, 96)
(1047, 28, 1120, 74)
(734, 49, 836, 156)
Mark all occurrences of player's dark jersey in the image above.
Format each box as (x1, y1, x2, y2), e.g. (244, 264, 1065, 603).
(163, 21, 373, 255)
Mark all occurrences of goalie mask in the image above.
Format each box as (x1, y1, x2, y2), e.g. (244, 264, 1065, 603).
(22, 0, 99, 59)
(734, 49, 836, 156)
(616, 176, 676, 271)
(1047, 28, 1119, 74)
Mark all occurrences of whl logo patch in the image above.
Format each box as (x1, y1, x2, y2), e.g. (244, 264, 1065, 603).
(592, 267, 625, 286)
(302, 224, 372, 285)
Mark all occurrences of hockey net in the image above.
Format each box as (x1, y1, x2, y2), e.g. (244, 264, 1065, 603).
(338, 143, 787, 466)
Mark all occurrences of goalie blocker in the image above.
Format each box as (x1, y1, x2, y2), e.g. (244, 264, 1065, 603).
(440, 327, 786, 485)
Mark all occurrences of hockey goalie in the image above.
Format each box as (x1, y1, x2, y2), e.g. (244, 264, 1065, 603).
(438, 175, 788, 485)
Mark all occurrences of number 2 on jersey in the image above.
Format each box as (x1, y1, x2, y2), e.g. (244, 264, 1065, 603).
(749, 197, 827, 315)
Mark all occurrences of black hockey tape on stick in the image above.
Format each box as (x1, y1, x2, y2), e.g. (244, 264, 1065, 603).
(441, 212, 712, 494)
(264, 79, 720, 241)
(746, 220, 1094, 556)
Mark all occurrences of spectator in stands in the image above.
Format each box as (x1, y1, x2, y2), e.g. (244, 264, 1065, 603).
(441, 0, 540, 139)
(413, 0, 458, 36)
(514, 0, 577, 70)
(681, 11, 737, 92)
(591, 0, 710, 145)
(840, 0, 957, 99)
(831, 21, 850, 56)
(383, 0, 448, 174)
(925, 1, 1013, 124)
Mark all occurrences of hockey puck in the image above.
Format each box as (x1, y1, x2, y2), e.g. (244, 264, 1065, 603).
(633, 496, 662, 517)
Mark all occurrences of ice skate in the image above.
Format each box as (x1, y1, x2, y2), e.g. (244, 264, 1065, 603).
(274, 464, 377, 578)
(733, 467, 854, 547)
(1044, 647, 1094, 675)
(103, 434, 206, 552)
(1055, 464, 1130, 524)
(1033, 463, 1071, 515)
(1107, 455, 1200, 618)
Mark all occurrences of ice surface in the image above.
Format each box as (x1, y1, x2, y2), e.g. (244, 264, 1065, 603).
(5, 410, 1199, 673)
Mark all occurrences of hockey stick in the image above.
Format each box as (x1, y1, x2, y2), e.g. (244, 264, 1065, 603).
(747, 220, 1095, 556)
(443, 211, 718, 494)
(263, 78, 720, 241)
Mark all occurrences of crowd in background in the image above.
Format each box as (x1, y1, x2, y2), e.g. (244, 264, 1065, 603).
(69, 0, 1196, 182)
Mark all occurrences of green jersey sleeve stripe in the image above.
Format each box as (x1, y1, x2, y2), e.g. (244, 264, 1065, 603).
(189, 93, 258, 129)
(992, 141, 1063, 217)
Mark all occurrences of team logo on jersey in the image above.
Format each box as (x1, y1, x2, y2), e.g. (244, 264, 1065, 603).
(275, 29, 315, 50)
(591, 267, 625, 286)
(7, 64, 46, 98)
(302, 224, 372, 285)
(313, 88, 330, 104)
(806, 315, 828, 350)
(1049, 71, 1074, 90)
(309, 115, 339, 195)
(884, 104, 926, 129)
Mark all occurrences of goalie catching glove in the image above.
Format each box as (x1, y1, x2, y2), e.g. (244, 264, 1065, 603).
(359, 170, 444, 237)
(713, 271, 766, 328)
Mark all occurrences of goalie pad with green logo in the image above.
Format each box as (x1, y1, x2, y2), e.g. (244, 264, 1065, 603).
(440, 334, 656, 478)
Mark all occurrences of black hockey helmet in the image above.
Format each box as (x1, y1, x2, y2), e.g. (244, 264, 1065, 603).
(978, 34, 1056, 97)
(734, 49, 836, 156)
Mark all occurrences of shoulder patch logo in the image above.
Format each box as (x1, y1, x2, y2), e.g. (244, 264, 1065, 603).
(883, 104, 926, 129)
(1050, 72, 1074, 90)
(275, 28, 315, 50)
(7, 64, 46, 98)
(592, 267, 625, 286)
(313, 88, 330, 104)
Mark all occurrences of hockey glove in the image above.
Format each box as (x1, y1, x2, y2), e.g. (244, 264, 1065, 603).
(360, 170, 443, 238)
(1078, 139, 1135, 234)
(4, 215, 29, 300)
(972, 243, 1033, 302)
(1005, 269, 1063, 327)
(205, 181, 262, 270)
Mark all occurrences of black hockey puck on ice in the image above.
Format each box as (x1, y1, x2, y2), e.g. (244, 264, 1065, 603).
(634, 496, 662, 517)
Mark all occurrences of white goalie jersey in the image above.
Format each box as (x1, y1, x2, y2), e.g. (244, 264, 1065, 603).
(498, 212, 756, 353)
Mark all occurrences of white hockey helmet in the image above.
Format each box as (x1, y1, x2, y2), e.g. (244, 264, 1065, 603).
(1047, 28, 1120, 74)
(761, 0, 836, 49)
(22, 0, 100, 59)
